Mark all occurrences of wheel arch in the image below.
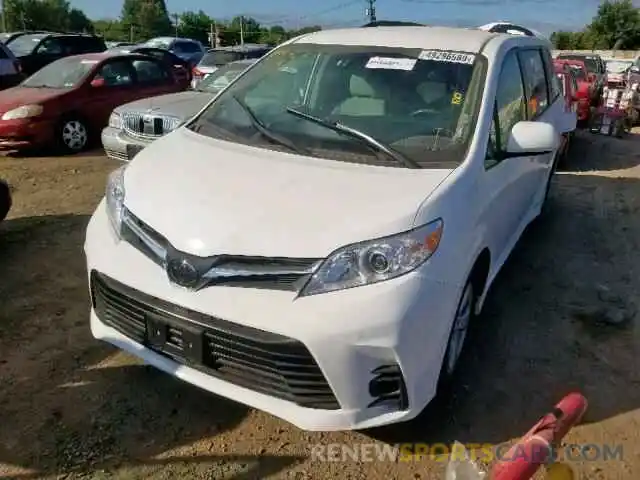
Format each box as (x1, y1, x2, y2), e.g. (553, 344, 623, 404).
(469, 247, 491, 312)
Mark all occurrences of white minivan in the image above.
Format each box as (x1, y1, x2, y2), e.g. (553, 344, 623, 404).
(85, 26, 575, 431)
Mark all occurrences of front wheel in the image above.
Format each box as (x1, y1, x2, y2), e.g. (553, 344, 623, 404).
(57, 117, 89, 153)
(437, 281, 475, 393)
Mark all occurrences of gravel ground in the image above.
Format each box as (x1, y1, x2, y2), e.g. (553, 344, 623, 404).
(0, 130, 639, 479)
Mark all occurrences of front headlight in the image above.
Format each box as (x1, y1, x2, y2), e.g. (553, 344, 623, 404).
(108, 111, 122, 129)
(2, 104, 43, 120)
(299, 219, 443, 297)
(105, 165, 127, 238)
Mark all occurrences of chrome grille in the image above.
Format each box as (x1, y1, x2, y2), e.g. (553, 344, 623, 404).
(122, 112, 181, 138)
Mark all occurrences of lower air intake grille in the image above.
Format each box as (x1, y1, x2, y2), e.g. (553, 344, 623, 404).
(91, 270, 340, 410)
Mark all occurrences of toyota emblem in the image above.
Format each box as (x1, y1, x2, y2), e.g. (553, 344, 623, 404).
(166, 258, 199, 288)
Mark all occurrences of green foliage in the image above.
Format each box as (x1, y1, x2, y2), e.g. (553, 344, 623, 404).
(0, 0, 321, 47)
(551, 0, 640, 50)
(120, 0, 172, 42)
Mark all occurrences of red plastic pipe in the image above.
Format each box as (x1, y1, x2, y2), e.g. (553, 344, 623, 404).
(490, 392, 588, 480)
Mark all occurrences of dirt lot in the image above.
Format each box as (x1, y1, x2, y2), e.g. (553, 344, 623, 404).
(1, 131, 639, 479)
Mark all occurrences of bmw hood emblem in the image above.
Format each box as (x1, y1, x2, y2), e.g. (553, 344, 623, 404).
(166, 258, 199, 288)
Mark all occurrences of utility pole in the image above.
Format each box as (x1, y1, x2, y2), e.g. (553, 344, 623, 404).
(174, 13, 179, 37)
(365, 0, 376, 23)
(239, 15, 244, 47)
(0, 0, 5, 33)
(210, 22, 215, 48)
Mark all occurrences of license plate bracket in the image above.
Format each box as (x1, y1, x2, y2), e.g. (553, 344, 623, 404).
(146, 314, 205, 363)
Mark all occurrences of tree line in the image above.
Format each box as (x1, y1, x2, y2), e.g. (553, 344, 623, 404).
(550, 0, 640, 50)
(1, 0, 322, 46)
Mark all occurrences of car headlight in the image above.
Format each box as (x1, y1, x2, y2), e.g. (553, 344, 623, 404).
(299, 219, 443, 297)
(1, 104, 43, 120)
(105, 165, 127, 238)
(108, 111, 122, 129)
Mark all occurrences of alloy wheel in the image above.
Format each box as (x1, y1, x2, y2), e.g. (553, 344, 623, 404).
(61, 120, 88, 151)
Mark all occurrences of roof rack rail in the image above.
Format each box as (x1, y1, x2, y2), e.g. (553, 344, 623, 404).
(361, 20, 425, 27)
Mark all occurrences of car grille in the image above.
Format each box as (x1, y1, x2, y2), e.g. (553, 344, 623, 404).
(90, 271, 341, 410)
(120, 207, 321, 291)
(104, 149, 128, 161)
(122, 112, 181, 138)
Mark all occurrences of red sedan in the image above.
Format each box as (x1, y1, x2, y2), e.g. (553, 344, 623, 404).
(0, 52, 185, 153)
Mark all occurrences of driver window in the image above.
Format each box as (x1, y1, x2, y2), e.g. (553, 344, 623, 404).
(486, 49, 526, 169)
(36, 38, 63, 55)
(94, 60, 133, 87)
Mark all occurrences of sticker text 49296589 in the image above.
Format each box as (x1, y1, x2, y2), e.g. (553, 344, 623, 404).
(419, 50, 475, 65)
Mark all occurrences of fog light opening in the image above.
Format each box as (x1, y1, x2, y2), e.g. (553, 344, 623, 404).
(367, 364, 408, 410)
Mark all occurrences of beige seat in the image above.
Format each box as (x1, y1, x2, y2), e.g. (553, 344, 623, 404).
(332, 75, 386, 116)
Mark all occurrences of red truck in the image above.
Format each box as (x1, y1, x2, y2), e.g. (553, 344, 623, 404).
(554, 59, 597, 117)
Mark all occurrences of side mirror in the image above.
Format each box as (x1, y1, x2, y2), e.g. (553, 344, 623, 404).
(504, 121, 559, 157)
(90, 77, 105, 88)
(630, 66, 640, 73)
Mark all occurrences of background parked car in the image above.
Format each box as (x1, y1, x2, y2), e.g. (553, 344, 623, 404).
(6, 33, 106, 76)
(0, 178, 10, 222)
(556, 52, 606, 102)
(102, 59, 257, 162)
(0, 52, 185, 153)
(141, 37, 205, 67)
(604, 58, 633, 85)
(191, 44, 271, 87)
(0, 41, 24, 90)
(0, 30, 52, 44)
(108, 45, 192, 89)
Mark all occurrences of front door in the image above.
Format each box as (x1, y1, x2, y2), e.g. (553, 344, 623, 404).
(130, 58, 180, 99)
(83, 59, 139, 131)
(479, 48, 534, 259)
(517, 48, 564, 208)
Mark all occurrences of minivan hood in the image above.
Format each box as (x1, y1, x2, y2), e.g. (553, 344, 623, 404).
(124, 129, 454, 257)
(116, 91, 215, 120)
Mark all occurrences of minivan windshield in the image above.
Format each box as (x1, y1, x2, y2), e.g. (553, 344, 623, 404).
(22, 56, 96, 88)
(188, 44, 484, 168)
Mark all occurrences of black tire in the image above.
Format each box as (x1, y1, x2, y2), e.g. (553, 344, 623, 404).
(436, 280, 476, 396)
(56, 116, 90, 154)
(0, 180, 11, 222)
(539, 152, 560, 216)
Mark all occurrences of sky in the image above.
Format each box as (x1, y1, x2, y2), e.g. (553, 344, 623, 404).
(67, 0, 619, 34)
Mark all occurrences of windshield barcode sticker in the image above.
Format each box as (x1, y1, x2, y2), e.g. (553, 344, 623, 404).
(419, 50, 475, 64)
(365, 56, 417, 70)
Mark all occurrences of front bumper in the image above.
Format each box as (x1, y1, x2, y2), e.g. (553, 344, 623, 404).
(84, 202, 460, 431)
(101, 127, 153, 162)
(0, 117, 55, 149)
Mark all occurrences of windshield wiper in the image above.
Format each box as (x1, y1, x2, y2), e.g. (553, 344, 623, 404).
(285, 107, 419, 168)
(230, 95, 308, 155)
